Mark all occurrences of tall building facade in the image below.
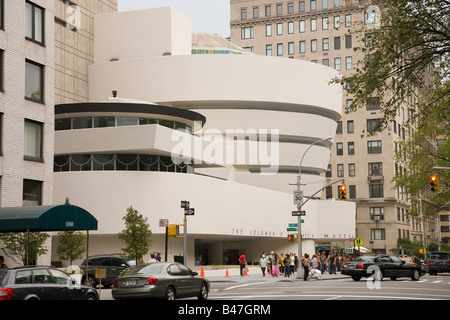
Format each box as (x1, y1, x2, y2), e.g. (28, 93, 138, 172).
(0, 0, 116, 267)
(229, 0, 424, 253)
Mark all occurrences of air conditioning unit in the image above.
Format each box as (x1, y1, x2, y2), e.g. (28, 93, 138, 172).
(373, 216, 380, 221)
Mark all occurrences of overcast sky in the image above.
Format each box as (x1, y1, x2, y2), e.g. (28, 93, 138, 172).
(117, 0, 231, 38)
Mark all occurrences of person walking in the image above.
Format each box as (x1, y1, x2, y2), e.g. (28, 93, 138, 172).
(300, 253, 311, 281)
(271, 254, 280, 277)
(328, 253, 336, 274)
(260, 255, 267, 277)
(239, 253, 246, 276)
(284, 253, 291, 277)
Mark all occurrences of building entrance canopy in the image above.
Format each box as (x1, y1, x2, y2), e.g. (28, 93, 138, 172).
(0, 203, 98, 233)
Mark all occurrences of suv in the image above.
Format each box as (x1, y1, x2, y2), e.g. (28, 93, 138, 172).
(426, 252, 450, 275)
(80, 254, 131, 288)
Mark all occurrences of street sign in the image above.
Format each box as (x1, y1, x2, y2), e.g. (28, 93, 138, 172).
(354, 237, 363, 246)
(293, 190, 303, 205)
(181, 201, 190, 209)
(288, 223, 298, 228)
(159, 219, 169, 227)
(184, 208, 195, 215)
(95, 268, 106, 279)
(292, 210, 306, 216)
(287, 227, 297, 231)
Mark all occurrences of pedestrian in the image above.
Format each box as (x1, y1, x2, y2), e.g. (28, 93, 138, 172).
(239, 253, 246, 276)
(0, 256, 8, 269)
(279, 253, 284, 274)
(319, 252, 326, 273)
(271, 254, 280, 277)
(155, 252, 161, 262)
(300, 253, 310, 281)
(328, 253, 336, 274)
(149, 253, 157, 263)
(284, 253, 291, 277)
(260, 255, 267, 277)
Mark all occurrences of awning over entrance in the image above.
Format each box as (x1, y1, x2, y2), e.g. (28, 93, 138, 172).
(0, 204, 98, 233)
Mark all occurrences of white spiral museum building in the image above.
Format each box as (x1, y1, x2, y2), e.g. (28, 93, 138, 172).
(52, 7, 355, 267)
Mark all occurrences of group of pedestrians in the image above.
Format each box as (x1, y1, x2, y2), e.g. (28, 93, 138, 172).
(258, 251, 299, 277)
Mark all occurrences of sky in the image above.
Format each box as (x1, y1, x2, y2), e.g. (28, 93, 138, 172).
(117, 0, 231, 38)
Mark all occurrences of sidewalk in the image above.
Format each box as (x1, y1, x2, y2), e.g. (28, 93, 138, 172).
(193, 265, 348, 282)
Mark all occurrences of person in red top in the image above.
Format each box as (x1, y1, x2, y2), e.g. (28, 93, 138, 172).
(239, 253, 246, 276)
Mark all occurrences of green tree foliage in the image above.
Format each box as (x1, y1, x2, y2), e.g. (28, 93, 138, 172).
(0, 232, 50, 265)
(56, 231, 86, 265)
(336, 0, 449, 217)
(118, 206, 152, 265)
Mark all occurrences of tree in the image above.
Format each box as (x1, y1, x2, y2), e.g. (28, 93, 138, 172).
(0, 232, 50, 265)
(118, 206, 152, 265)
(56, 231, 86, 265)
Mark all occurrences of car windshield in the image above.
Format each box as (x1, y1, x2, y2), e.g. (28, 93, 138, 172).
(126, 263, 164, 275)
(355, 256, 375, 262)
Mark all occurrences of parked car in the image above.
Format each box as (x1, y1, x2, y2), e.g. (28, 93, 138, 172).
(80, 254, 131, 288)
(341, 254, 425, 281)
(426, 252, 450, 275)
(112, 262, 210, 300)
(0, 266, 98, 300)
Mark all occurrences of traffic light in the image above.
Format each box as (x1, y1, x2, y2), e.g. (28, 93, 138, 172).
(339, 185, 347, 200)
(430, 174, 440, 192)
(287, 234, 295, 242)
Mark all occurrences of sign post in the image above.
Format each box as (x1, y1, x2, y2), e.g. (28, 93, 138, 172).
(181, 201, 194, 266)
(160, 219, 169, 262)
(94, 268, 106, 300)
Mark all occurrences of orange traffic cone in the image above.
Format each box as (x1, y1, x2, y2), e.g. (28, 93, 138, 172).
(244, 266, 248, 276)
(225, 268, 230, 277)
(201, 266, 205, 277)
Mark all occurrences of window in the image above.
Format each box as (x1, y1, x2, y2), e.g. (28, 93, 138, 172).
(288, 42, 295, 55)
(333, 0, 340, 7)
(266, 44, 272, 56)
(345, 35, 352, 48)
(241, 8, 247, 20)
(367, 119, 381, 132)
(345, 56, 352, 70)
(265, 5, 271, 16)
(367, 140, 382, 154)
(26, 1, 44, 44)
(371, 229, 386, 240)
(0, 0, 3, 30)
(322, 59, 329, 66)
(334, 57, 341, 71)
(347, 120, 354, 133)
(349, 163, 355, 176)
(349, 185, 356, 198)
(277, 43, 283, 56)
(311, 39, 317, 52)
(23, 179, 42, 206)
(25, 60, 44, 103)
(299, 20, 305, 32)
(322, 0, 328, 9)
(322, 17, 329, 30)
(241, 27, 253, 39)
(334, 16, 340, 29)
(368, 162, 383, 176)
(266, 24, 272, 36)
(277, 23, 283, 35)
(336, 121, 342, 134)
(277, 4, 283, 15)
(369, 184, 384, 198)
(0, 49, 3, 92)
(326, 185, 332, 199)
(24, 120, 43, 161)
(366, 97, 380, 110)
(345, 14, 352, 27)
(348, 142, 354, 155)
(299, 1, 305, 12)
(0, 112, 3, 155)
(337, 164, 344, 177)
(288, 22, 294, 34)
(299, 41, 306, 53)
(288, 3, 294, 14)
(334, 37, 341, 50)
(326, 164, 332, 177)
(310, 19, 317, 31)
(253, 7, 259, 18)
(322, 38, 329, 51)
(336, 142, 343, 155)
(310, 0, 317, 11)
(370, 207, 384, 220)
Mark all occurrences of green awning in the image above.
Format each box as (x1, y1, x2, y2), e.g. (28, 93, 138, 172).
(0, 204, 98, 233)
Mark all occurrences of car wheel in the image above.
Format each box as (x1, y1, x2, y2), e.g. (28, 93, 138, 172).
(411, 269, 420, 281)
(165, 286, 176, 300)
(197, 282, 208, 300)
(351, 276, 361, 281)
(86, 293, 98, 300)
(390, 277, 397, 281)
(86, 275, 97, 288)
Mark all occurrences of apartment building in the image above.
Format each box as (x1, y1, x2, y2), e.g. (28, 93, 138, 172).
(230, 0, 423, 253)
(0, 0, 116, 266)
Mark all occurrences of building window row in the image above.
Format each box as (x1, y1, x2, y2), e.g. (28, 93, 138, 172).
(54, 154, 192, 174)
(55, 116, 192, 133)
(241, 1, 343, 20)
(260, 19, 353, 37)
(26, 1, 45, 45)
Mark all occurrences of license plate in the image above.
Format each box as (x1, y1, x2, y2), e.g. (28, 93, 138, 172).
(125, 280, 136, 286)
(348, 265, 354, 269)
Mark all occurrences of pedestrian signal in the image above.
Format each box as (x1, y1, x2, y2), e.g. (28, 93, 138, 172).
(339, 185, 347, 200)
(168, 224, 179, 237)
(287, 234, 295, 242)
(430, 174, 440, 192)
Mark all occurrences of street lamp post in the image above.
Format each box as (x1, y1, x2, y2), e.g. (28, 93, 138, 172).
(294, 136, 332, 280)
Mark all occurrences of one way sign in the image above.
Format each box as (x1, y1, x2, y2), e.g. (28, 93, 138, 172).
(184, 208, 195, 216)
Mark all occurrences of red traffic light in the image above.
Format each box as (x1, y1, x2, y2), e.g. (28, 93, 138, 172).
(430, 174, 440, 192)
(430, 175, 437, 182)
(287, 234, 295, 242)
(339, 185, 347, 200)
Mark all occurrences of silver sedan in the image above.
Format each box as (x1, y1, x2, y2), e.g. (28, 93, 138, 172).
(112, 262, 209, 300)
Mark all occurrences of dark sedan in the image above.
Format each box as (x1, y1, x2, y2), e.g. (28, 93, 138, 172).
(0, 266, 98, 300)
(112, 262, 209, 300)
(341, 254, 425, 281)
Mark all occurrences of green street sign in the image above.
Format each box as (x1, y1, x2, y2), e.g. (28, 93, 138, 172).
(288, 223, 298, 227)
(287, 227, 297, 231)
